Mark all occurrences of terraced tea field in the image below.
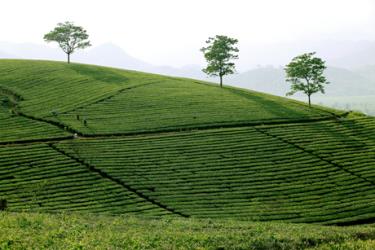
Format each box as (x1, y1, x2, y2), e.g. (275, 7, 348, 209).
(53, 81, 332, 135)
(54, 117, 375, 224)
(0, 59, 374, 226)
(0, 144, 172, 216)
(0, 90, 70, 143)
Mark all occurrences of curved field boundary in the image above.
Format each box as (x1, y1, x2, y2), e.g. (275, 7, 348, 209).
(0, 81, 163, 141)
(1, 115, 339, 146)
(48, 143, 190, 218)
(0, 85, 23, 104)
(1, 82, 345, 145)
(0, 86, 73, 143)
(0, 114, 344, 146)
(17, 111, 78, 134)
(0, 136, 73, 146)
(74, 116, 339, 137)
(1, 77, 347, 142)
(0, 85, 77, 135)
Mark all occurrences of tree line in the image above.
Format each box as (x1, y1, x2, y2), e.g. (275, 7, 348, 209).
(44, 22, 329, 107)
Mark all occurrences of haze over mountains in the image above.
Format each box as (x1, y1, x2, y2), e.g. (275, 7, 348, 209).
(1, 41, 375, 98)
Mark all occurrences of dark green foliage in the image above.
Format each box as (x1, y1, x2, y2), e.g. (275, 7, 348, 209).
(285, 52, 329, 107)
(44, 22, 91, 63)
(0, 199, 6, 211)
(201, 35, 239, 87)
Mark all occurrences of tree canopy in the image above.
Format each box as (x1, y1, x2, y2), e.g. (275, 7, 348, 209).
(285, 52, 329, 107)
(44, 21, 91, 63)
(201, 35, 239, 88)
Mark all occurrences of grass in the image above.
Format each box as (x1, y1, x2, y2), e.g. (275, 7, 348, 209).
(1, 212, 375, 250)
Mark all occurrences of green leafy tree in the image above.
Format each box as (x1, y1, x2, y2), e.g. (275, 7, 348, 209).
(44, 21, 91, 63)
(201, 35, 239, 88)
(285, 52, 329, 107)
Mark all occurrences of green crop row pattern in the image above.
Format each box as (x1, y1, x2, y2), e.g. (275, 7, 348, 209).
(0, 60, 335, 137)
(54, 117, 375, 224)
(56, 80, 333, 135)
(0, 144, 172, 216)
(0, 94, 70, 143)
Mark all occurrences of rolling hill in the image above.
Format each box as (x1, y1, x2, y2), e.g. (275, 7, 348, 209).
(1, 59, 375, 226)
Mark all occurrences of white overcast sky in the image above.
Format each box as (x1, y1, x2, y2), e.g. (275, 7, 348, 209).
(2, 0, 375, 69)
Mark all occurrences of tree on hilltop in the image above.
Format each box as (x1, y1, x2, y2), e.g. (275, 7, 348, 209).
(285, 52, 329, 107)
(44, 21, 91, 63)
(201, 35, 239, 88)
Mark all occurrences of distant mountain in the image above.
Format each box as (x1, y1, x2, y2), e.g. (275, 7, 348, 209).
(354, 65, 375, 82)
(227, 67, 287, 96)
(324, 67, 375, 96)
(0, 50, 16, 59)
(153, 64, 206, 79)
(0, 42, 206, 78)
(329, 42, 375, 69)
(226, 66, 375, 97)
(0, 41, 62, 60)
(74, 43, 153, 71)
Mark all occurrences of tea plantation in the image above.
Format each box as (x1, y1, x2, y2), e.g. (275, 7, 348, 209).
(1, 59, 375, 248)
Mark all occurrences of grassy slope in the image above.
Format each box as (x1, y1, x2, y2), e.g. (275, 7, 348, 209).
(1, 212, 375, 250)
(53, 117, 375, 224)
(0, 60, 166, 142)
(54, 80, 333, 135)
(0, 143, 173, 216)
(0, 60, 160, 117)
(0, 92, 70, 143)
(0, 59, 375, 227)
(0, 59, 335, 138)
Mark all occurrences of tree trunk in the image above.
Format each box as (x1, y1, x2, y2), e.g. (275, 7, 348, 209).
(308, 95, 311, 107)
(306, 79, 311, 107)
(67, 53, 70, 64)
(219, 75, 223, 88)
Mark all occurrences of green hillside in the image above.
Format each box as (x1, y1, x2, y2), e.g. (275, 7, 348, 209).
(0, 59, 374, 226)
(0, 60, 335, 139)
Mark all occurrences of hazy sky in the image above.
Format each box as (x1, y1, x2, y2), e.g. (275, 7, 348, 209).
(2, 0, 375, 69)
